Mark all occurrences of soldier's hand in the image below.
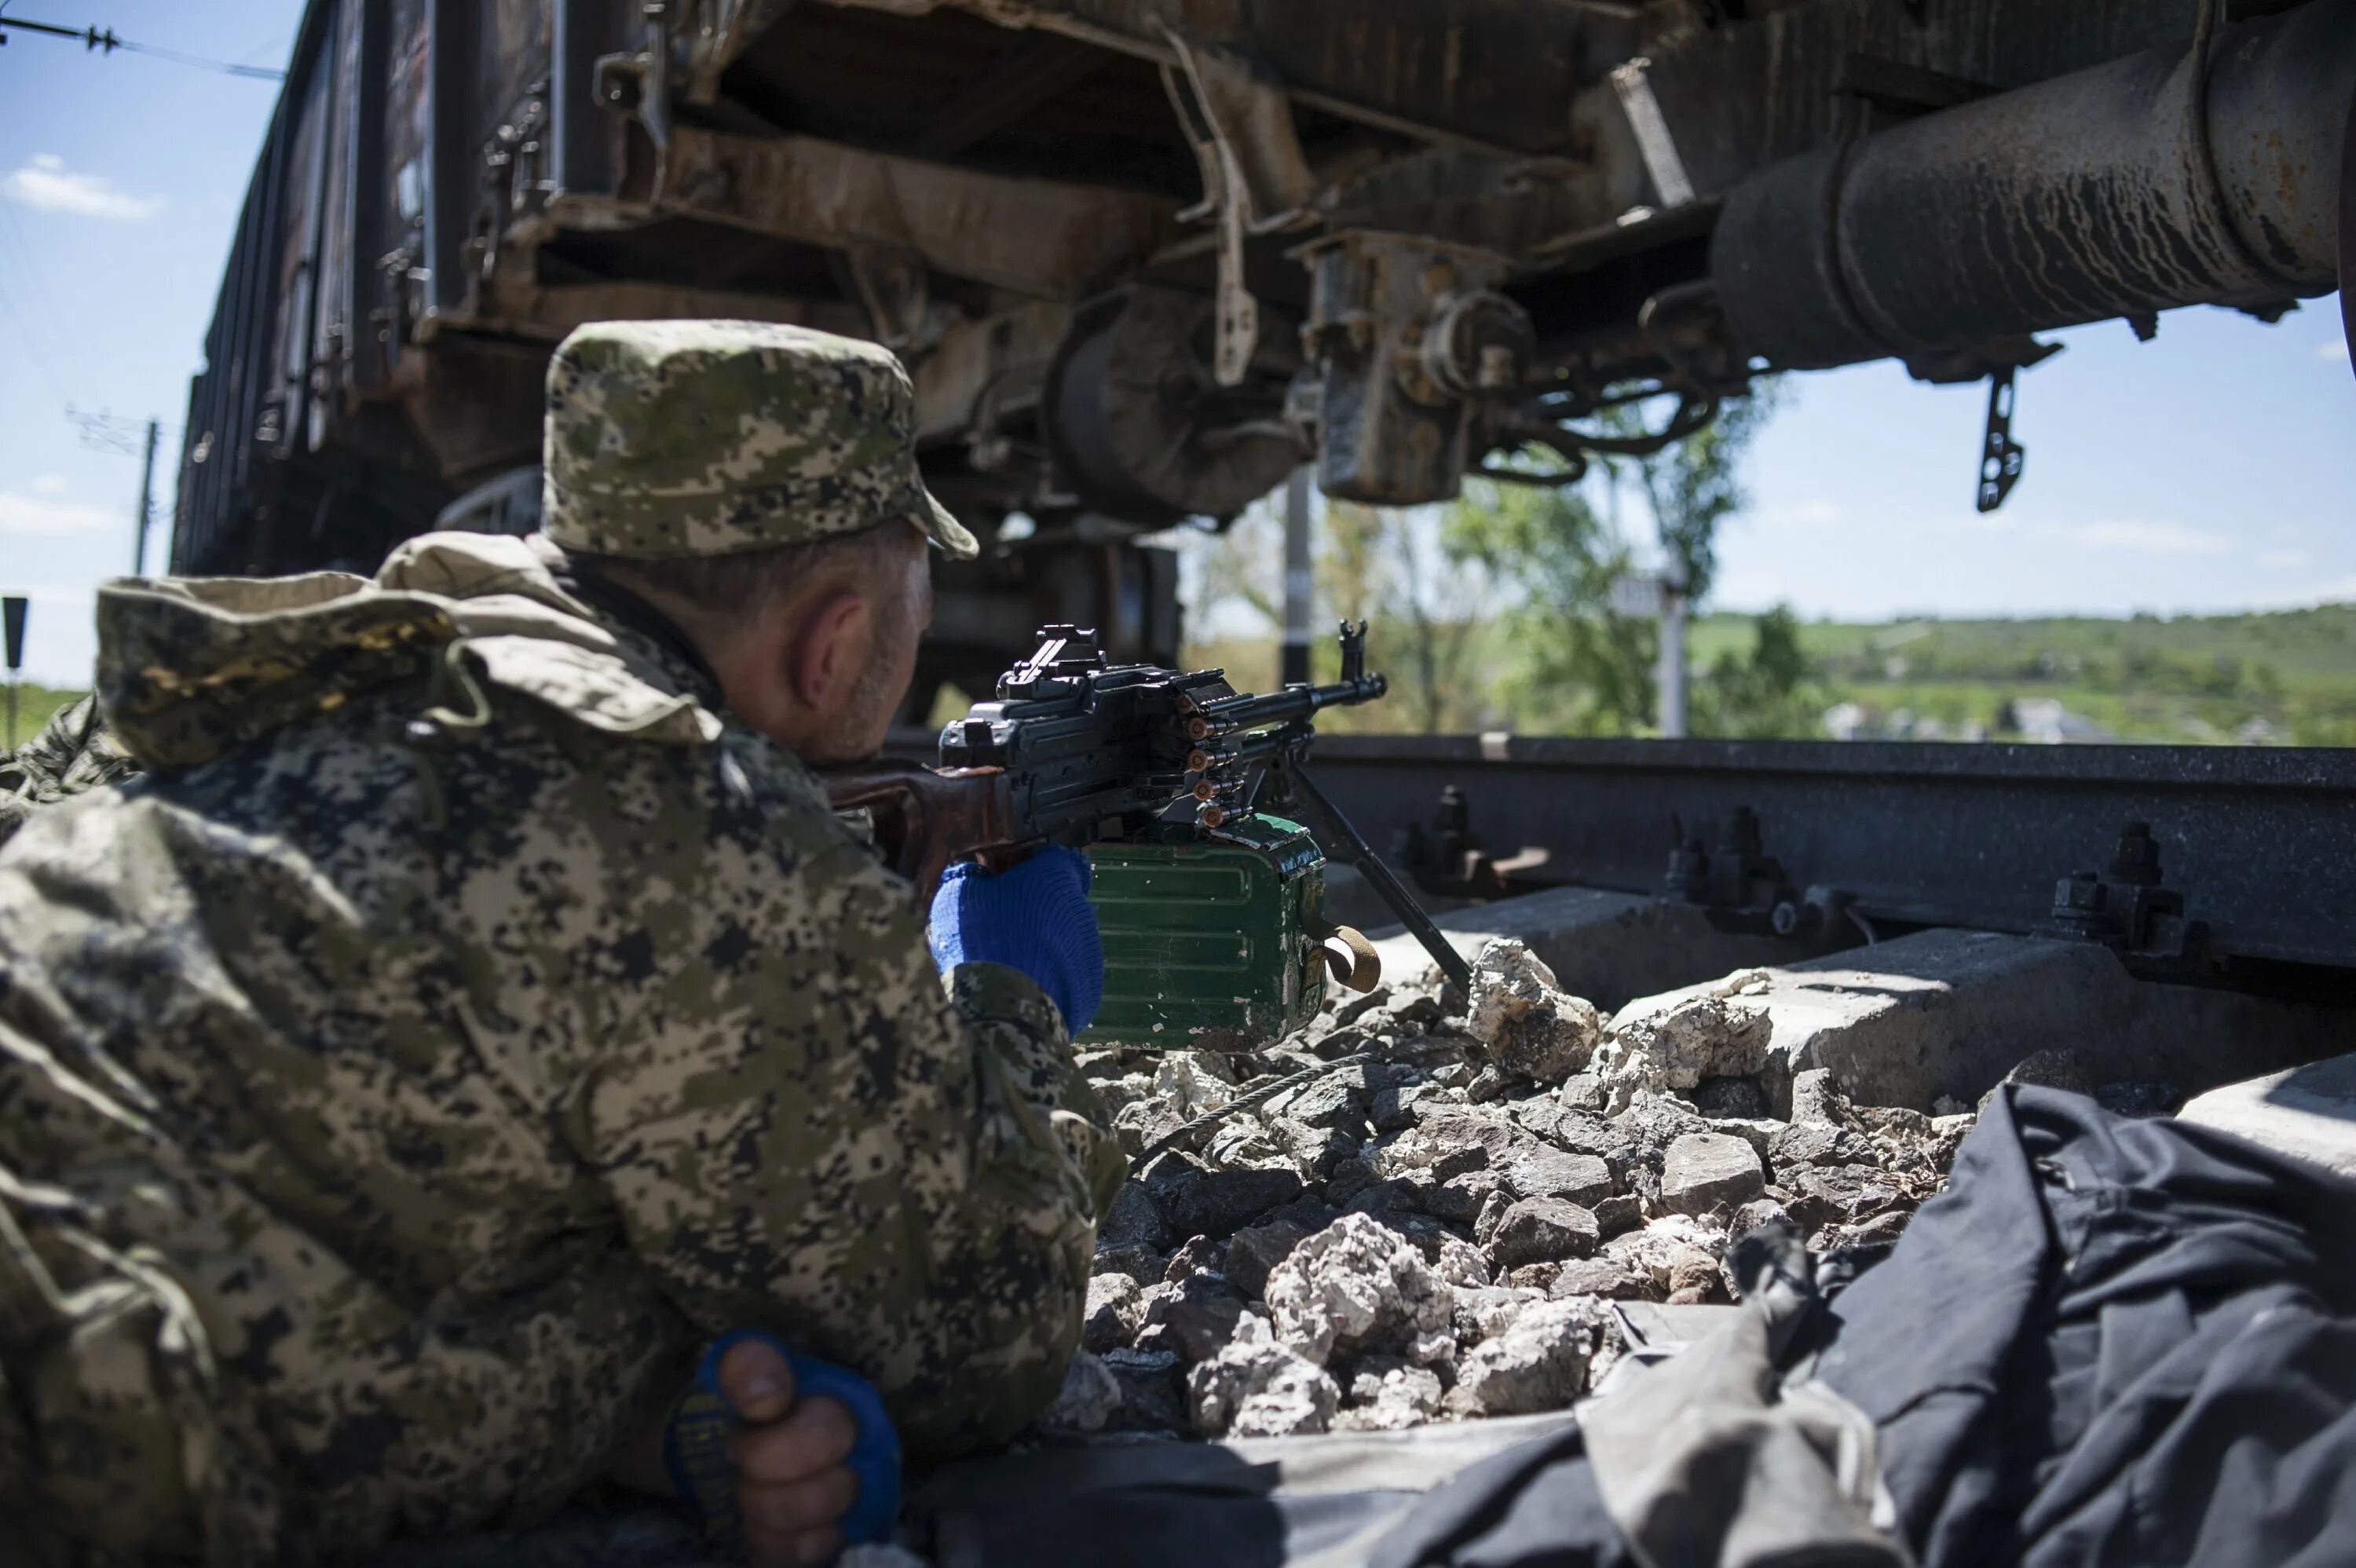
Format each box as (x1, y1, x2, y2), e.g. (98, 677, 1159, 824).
(717, 1337, 862, 1566)
(927, 843, 1105, 1033)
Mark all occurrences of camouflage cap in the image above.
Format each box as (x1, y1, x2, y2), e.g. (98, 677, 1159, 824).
(540, 320, 979, 561)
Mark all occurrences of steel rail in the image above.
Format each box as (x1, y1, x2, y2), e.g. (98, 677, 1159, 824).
(879, 728, 2356, 984)
(1301, 736, 2356, 979)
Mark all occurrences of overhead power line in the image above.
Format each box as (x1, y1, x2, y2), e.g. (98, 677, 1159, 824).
(0, 11, 285, 80)
(66, 408, 170, 574)
(119, 37, 287, 81)
(67, 406, 161, 458)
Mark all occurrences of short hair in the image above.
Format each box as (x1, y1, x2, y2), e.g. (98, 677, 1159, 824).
(567, 522, 910, 637)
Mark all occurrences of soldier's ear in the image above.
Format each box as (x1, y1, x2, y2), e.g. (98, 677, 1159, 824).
(791, 587, 873, 713)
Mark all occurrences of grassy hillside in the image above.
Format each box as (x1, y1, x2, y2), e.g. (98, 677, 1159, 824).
(1698, 605, 2356, 745)
(4, 683, 82, 749)
(31, 606, 2356, 749)
(1187, 604, 2356, 744)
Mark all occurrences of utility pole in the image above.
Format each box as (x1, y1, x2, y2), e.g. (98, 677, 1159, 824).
(133, 418, 159, 573)
(66, 408, 172, 572)
(1281, 466, 1313, 685)
(4, 597, 26, 748)
(1655, 561, 1689, 739)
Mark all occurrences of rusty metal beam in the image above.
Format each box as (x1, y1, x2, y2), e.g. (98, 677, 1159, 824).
(653, 126, 1180, 298)
(1312, 0, 2288, 274)
(461, 278, 871, 342)
(683, 0, 803, 104)
(1597, 0, 2241, 207)
(817, 0, 1597, 157)
(904, 31, 1107, 158)
(909, 299, 1070, 444)
(466, 274, 1069, 449)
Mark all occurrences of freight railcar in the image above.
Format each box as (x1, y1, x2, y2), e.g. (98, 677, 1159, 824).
(177, 0, 2354, 707)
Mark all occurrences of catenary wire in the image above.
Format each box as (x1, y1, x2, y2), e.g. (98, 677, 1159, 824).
(0, 12, 286, 80)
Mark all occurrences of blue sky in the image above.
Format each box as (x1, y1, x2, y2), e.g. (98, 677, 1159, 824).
(1, 0, 301, 684)
(1, 0, 2351, 685)
(1715, 300, 2356, 621)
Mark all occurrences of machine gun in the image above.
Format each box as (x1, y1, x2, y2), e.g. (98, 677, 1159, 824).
(825, 622, 1471, 1051)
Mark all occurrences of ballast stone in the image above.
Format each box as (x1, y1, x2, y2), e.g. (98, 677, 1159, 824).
(1135, 1270, 1247, 1363)
(1450, 1296, 1621, 1416)
(1494, 1145, 1615, 1208)
(1467, 938, 1604, 1081)
(1143, 1153, 1304, 1239)
(1224, 1210, 1326, 1299)
(1053, 889, 2042, 1444)
(1659, 1133, 1767, 1215)
(1187, 1314, 1342, 1438)
(1081, 1272, 1143, 1353)
(1041, 1351, 1121, 1433)
(1487, 1196, 1602, 1270)
(1335, 1361, 1447, 1431)
(1264, 1212, 1455, 1365)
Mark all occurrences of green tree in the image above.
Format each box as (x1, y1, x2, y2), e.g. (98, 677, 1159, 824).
(1383, 507, 1491, 733)
(1321, 500, 1385, 630)
(1608, 389, 1777, 602)
(1312, 500, 1498, 733)
(1184, 492, 1494, 732)
(1195, 493, 1282, 633)
(1443, 382, 1783, 735)
(1442, 481, 1657, 733)
(1692, 605, 1820, 738)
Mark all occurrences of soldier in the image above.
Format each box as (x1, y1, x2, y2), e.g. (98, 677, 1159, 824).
(0, 693, 139, 850)
(0, 321, 1124, 1565)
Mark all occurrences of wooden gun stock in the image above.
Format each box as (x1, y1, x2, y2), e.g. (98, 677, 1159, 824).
(821, 761, 1021, 905)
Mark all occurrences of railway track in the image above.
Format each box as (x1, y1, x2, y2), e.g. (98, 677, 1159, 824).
(886, 727, 2356, 999)
(1307, 733, 2356, 994)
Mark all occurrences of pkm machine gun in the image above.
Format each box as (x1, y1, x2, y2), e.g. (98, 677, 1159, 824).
(825, 623, 1471, 1051)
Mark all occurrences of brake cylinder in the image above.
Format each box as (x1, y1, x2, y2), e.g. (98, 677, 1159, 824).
(1711, 0, 2354, 367)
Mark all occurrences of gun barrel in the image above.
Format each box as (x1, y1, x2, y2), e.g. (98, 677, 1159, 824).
(1201, 726, 1292, 775)
(1201, 674, 1387, 733)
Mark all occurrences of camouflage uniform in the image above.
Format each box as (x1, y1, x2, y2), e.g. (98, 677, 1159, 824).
(0, 322, 1122, 1565)
(0, 694, 140, 850)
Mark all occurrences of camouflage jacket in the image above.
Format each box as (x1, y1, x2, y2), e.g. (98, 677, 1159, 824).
(0, 532, 1124, 1565)
(0, 693, 141, 850)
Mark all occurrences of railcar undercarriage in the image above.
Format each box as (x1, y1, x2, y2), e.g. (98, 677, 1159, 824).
(175, 0, 2354, 701)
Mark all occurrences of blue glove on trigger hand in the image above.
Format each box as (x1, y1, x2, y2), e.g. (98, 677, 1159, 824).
(662, 1330, 902, 1550)
(926, 843, 1106, 1034)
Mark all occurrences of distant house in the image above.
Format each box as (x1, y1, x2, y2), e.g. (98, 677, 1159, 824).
(1821, 700, 1868, 741)
(2001, 696, 2109, 744)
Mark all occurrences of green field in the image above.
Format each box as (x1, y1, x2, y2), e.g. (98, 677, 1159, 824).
(4, 683, 82, 749)
(1698, 605, 2356, 745)
(1188, 603, 2356, 744)
(25, 603, 2356, 750)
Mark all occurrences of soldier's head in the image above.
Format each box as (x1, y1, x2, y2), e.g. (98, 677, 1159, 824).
(540, 320, 977, 763)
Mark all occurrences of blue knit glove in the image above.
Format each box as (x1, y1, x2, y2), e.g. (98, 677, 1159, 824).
(662, 1331, 901, 1549)
(927, 845, 1105, 1034)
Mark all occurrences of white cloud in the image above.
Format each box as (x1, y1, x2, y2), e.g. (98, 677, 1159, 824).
(0, 488, 119, 536)
(2320, 337, 2350, 366)
(2259, 548, 2312, 570)
(2062, 520, 2232, 557)
(27, 473, 69, 495)
(2, 153, 162, 220)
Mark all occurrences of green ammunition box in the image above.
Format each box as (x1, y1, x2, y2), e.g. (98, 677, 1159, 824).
(1079, 815, 1330, 1051)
